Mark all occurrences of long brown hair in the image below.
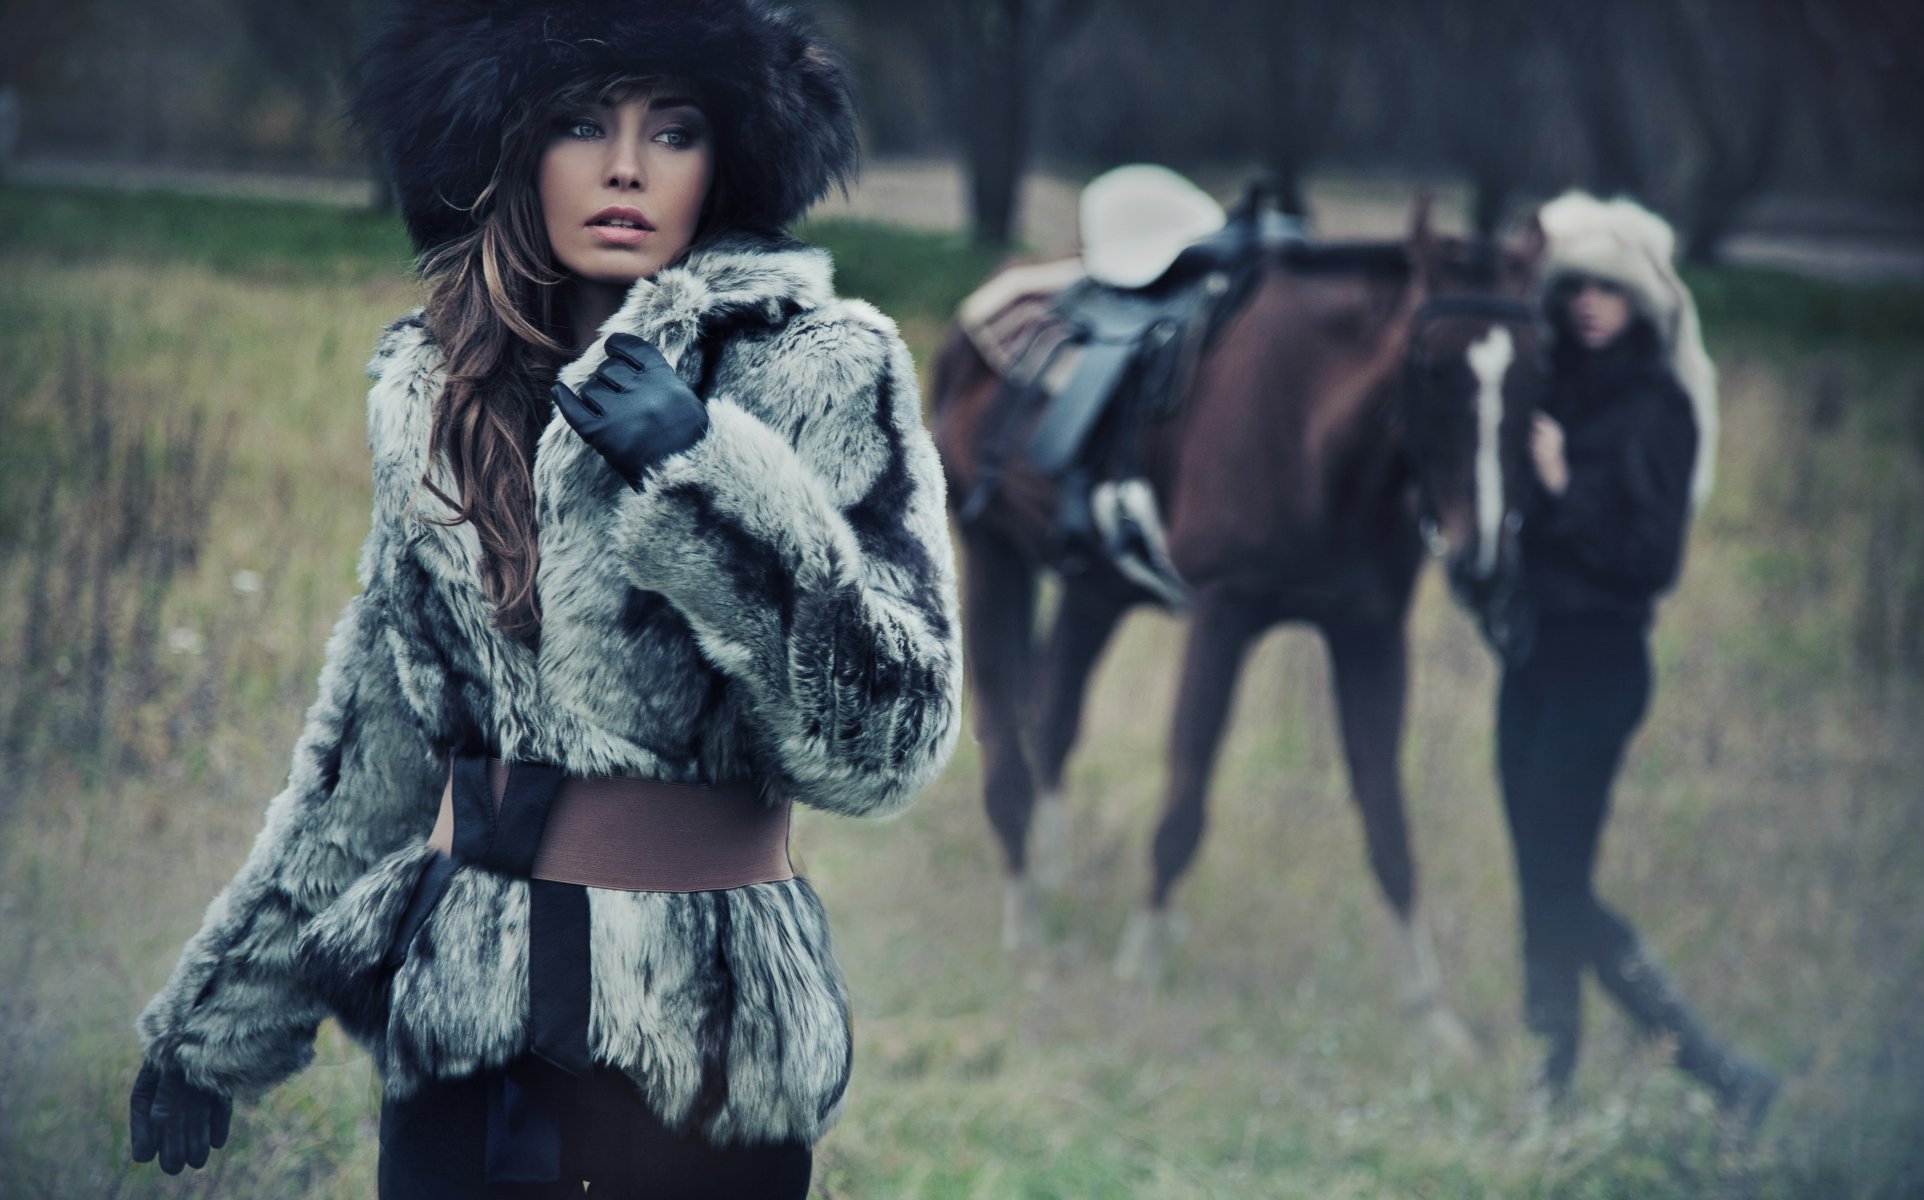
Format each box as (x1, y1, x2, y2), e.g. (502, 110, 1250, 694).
(418, 74, 725, 643)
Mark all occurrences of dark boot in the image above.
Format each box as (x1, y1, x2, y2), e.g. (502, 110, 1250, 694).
(1524, 953, 1583, 1102)
(1594, 938, 1779, 1126)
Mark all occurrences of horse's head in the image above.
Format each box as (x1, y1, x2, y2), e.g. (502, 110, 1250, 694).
(1400, 292, 1546, 654)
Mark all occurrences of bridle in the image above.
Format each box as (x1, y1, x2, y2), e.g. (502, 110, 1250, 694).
(1401, 293, 1543, 660)
(1401, 294, 1537, 560)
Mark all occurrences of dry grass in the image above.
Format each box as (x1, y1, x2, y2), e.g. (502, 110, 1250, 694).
(1, 193, 1921, 1199)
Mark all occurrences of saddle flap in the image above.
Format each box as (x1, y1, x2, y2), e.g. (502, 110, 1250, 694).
(1024, 339, 1138, 475)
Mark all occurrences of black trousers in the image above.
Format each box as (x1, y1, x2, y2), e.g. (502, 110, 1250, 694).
(1496, 616, 1651, 1083)
(378, 1058, 813, 1199)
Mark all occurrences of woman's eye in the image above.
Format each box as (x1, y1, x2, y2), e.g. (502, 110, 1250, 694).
(561, 118, 601, 140)
(654, 126, 699, 149)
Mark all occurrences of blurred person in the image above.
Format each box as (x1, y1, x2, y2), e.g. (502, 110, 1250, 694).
(126, 1, 960, 1194)
(1500, 191, 1775, 1121)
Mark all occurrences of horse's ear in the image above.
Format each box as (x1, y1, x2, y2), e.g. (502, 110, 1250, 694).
(1406, 189, 1438, 288)
(1514, 211, 1548, 276)
(1491, 210, 1549, 298)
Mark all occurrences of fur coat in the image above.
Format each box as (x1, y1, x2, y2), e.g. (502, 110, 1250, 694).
(135, 232, 962, 1147)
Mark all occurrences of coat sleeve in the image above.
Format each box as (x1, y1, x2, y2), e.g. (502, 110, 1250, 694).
(135, 370, 445, 1101)
(610, 303, 962, 818)
(1537, 385, 1699, 597)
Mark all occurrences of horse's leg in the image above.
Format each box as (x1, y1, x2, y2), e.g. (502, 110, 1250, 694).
(1321, 616, 1478, 1059)
(1116, 587, 1265, 982)
(1025, 576, 1134, 890)
(960, 524, 1046, 951)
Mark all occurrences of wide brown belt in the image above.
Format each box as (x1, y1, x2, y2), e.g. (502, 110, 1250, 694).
(396, 753, 793, 1182)
(426, 756, 793, 892)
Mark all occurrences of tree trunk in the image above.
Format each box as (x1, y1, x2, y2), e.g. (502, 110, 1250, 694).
(959, 0, 1037, 248)
(1436, 0, 1536, 240)
(1272, 159, 1309, 220)
(1550, 3, 1647, 196)
(1255, 1, 1321, 220)
(1471, 174, 1514, 241)
(1665, 0, 1792, 263)
(1682, 84, 1785, 263)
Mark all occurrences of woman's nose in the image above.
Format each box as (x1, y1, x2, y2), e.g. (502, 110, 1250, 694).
(605, 141, 646, 190)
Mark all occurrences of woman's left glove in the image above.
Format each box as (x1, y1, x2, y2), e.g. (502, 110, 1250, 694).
(130, 1061, 231, 1175)
(551, 333, 709, 490)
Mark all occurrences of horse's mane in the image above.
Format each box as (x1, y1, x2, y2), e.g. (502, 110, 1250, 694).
(1276, 240, 1412, 277)
(1274, 235, 1519, 293)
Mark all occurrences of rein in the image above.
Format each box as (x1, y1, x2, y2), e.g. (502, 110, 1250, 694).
(1409, 295, 1536, 326)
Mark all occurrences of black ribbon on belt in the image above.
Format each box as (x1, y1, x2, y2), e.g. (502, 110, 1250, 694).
(386, 752, 591, 1183)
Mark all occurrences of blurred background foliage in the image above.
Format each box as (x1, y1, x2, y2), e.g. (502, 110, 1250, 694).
(3, 0, 1920, 249)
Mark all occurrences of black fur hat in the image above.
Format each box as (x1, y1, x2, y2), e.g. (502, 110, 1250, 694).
(353, 0, 859, 253)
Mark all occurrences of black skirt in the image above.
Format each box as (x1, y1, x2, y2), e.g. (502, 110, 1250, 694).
(377, 1055, 812, 1199)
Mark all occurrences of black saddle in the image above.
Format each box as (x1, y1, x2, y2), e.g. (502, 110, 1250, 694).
(960, 180, 1302, 599)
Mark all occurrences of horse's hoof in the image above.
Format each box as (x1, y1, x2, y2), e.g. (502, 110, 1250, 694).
(1411, 999, 1481, 1062)
(1113, 907, 1170, 983)
(1028, 792, 1071, 892)
(1002, 876, 1044, 954)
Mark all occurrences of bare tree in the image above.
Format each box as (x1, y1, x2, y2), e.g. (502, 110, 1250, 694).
(1545, 0, 1649, 197)
(1243, 0, 1359, 218)
(842, 0, 1101, 246)
(958, 0, 1104, 245)
(240, 0, 391, 208)
(0, 0, 102, 92)
(1, 0, 103, 163)
(1797, 0, 1924, 210)
(1659, 0, 1802, 262)
(1413, 0, 1544, 240)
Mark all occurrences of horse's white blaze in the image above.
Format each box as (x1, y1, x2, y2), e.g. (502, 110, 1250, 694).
(1466, 327, 1515, 579)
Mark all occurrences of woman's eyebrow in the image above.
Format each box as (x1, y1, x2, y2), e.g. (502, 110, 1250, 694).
(648, 96, 703, 113)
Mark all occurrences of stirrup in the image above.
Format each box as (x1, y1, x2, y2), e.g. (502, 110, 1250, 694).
(1091, 477, 1189, 607)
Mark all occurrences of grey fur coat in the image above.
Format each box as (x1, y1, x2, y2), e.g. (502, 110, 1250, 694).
(135, 233, 962, 1147)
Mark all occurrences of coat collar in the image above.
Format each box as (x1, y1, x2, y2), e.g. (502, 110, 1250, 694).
(373, 232, 834, 525)
(582, 231, 836, 373)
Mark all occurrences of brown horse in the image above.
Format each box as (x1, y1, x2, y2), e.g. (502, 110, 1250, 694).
(932, 199, 1535, 1050)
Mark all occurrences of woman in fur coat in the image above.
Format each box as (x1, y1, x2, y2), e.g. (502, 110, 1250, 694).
(127, 1, 960, 1193)
(1503, 191, 1772, 1121)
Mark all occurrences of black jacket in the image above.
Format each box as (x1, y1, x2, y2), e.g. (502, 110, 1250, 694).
(1521, 323, 1699, 625)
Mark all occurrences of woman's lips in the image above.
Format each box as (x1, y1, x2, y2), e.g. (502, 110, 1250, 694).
(586, 207, 655, 246)
(588, 224, 652, 246)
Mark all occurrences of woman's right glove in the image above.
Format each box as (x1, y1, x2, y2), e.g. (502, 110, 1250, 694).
(551, 333, 710, 490)
(130, 1061, 231, 1175)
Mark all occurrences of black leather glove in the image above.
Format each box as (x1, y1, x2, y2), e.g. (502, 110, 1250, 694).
(551, 333, 709, 490)
(130, 1061, 231, 1175)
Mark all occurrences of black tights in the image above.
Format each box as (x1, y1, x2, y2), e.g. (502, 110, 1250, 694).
(378, 1059, 813, 1199)
(1497, 617, 1651, 1085)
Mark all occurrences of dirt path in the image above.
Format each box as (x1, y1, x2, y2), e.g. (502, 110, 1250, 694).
(16, 153, 1924, 284)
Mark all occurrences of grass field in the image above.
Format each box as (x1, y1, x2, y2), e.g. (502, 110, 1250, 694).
(2, 183, 1922, 1199)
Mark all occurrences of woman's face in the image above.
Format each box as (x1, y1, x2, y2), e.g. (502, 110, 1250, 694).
(1564, 276, 1635, 350)
(538, 88, 716, 288)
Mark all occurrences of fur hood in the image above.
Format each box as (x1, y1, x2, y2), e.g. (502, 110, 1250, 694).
(1535, 190, 1718, 509)
(353, 0, 859, 252)
(136, 233, 960, 1146)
